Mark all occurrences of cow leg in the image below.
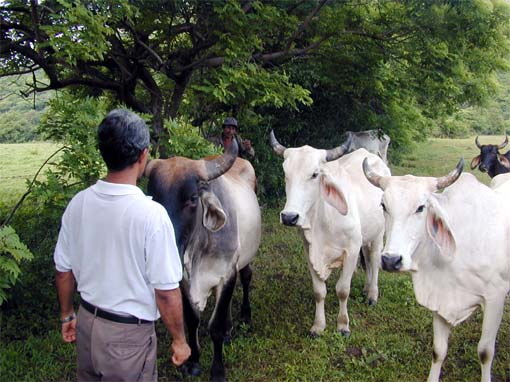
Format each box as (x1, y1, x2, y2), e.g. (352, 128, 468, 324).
(361, 247, 371, 296)
(239, 264, 253, 325)
(362, 236, 382, 306)
(180, 285, 202, 377)
(478, 296, 505, 382)
(335, 249, 358, 336)
(209, 271, 237, 382)
(428, 313, 452, 382)
(215, 286, 233, 344)
(307, 260, 327, 337)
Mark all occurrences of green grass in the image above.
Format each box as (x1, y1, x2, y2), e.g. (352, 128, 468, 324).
(391, 135, 508, 185)
(0, 142, 60, 206)
(1, 137, 510, 382)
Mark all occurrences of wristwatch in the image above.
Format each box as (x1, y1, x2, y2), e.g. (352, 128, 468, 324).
(60, 312, 76, 324)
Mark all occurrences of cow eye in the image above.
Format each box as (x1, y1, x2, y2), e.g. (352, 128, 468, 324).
(381, 202, 387, 212)
(415, 205, 425, 213)
(311, 171, 319, 179)
(190, 194, 199, 204)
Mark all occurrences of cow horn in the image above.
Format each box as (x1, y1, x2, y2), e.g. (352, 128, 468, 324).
(475, 136, 482, 149)
(436, 158, 464, 190)
(270, 130, 286, 157)
(203, 139, 238, 181)
(325, 134, 353, 162)
(362, 157, 382, 188)
(498, 135, 508, 149)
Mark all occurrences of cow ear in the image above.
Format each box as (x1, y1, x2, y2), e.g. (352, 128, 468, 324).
(426, 198, 456, 259)
(320, 174, 348, 215)
(497, 153, 510, 169)
(470, 155, 481, 170)
(200, 192, 227, 232)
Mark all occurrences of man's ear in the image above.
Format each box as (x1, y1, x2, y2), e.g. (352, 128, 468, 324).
(426, 198, 456, 259)
(320, 173, 348, 215)
(497, 153, 510, 169)
(200, 191, 227, 232)
(470, 155, 481, 170)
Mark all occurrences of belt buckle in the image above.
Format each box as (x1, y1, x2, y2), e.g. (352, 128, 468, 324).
(93, 306, 98, 317)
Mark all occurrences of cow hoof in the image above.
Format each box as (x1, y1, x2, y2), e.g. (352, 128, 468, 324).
(308, 331, 321, 339)
(223, 333, 232, 345)
(180, 361, 201, 377)
(368, 298, 377, 307)
(210, 369, 226, 382)
(339, 329, 350, 337)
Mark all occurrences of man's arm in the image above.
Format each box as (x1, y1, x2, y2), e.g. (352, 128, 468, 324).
(155, 288, 191, 366)
(235, 134, 255, 159)
(55, 270, 77, 342)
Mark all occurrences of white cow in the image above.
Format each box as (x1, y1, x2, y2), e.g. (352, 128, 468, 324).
(363, 159, 510, 382)
(270, 131, 390, 336)
(490, 172, 510, 193)
(346, 130, 390, 164)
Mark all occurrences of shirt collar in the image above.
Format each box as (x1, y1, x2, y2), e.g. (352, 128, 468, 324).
(92, 180, 145, 196)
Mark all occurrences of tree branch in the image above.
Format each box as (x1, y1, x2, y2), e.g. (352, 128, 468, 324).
(285, 0, 330, 52)
(180, 34, 330, 72)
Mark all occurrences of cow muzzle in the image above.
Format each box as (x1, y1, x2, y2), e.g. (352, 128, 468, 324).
(381, 254, 403, 272)
(280, 211, 299, 226)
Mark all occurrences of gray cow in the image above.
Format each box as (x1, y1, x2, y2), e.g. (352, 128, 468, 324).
(346, 130, 390, 164)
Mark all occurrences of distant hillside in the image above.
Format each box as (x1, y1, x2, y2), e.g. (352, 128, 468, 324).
(0, 74, 52, 143)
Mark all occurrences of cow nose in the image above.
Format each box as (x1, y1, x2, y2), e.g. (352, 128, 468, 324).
(479, 164, 487, 172)
(381, 255, 403, 272)
(281, 212, 299, 226)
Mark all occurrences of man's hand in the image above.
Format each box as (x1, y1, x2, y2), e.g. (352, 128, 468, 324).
(243, 139, 252, 150)
(171, 339, 191, 366)
(61, 319, 77, 343)
(156, 288, 191, 366)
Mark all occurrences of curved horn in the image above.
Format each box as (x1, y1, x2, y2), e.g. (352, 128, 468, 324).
(475, 136, 482, 149)
(362, 157, 383, 188)
(325, 134, 353, 162)
(269, 130, 286, 157)
(497, 135, 508, 150)
(203, 139, 238, 181)
(436, 158, 464, 190)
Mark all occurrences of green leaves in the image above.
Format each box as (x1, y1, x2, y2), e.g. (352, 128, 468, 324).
(39, 1, 113, 65)
(165, 118, 220, 159)
(0, 225, 33, 305)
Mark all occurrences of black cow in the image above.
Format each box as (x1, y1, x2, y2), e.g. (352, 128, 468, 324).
(471, 136, 510, 178)
(145, 141, 261, 382)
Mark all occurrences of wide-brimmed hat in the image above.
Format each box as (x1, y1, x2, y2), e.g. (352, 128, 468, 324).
(222, 117, 238, 128)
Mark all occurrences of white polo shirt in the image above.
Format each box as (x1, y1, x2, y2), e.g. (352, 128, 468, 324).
(54, 180, 182, 321)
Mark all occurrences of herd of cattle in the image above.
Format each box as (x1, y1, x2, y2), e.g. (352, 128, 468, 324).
(144, 130, 510, 382)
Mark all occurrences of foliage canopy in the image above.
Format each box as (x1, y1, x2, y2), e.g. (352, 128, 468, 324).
(2, 0, 509, 159)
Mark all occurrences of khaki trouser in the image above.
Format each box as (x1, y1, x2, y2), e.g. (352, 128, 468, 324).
(76, 307, 157, 382)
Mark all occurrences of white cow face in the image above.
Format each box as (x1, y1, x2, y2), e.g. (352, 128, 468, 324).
(280, 146, 347, 227)
(379, 176, 457, 272)
(379, 177, 436, 271)
(363, 157, 462, 273)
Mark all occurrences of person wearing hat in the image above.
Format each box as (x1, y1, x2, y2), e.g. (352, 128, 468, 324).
(208, 117, 255, 159)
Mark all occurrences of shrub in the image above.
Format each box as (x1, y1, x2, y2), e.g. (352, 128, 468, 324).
(0, 225, 33, 305)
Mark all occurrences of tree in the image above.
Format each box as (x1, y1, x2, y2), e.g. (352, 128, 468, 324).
(1, 0, 330, 155)
(2, 0, 509, 161)
(263, 0, 510, 158)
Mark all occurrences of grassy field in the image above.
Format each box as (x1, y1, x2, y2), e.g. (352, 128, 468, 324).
(0, 141, 60, 206)
(1, 137, 509, 382)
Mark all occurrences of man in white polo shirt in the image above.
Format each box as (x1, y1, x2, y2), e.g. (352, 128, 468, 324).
(54, 109, 190, 381)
